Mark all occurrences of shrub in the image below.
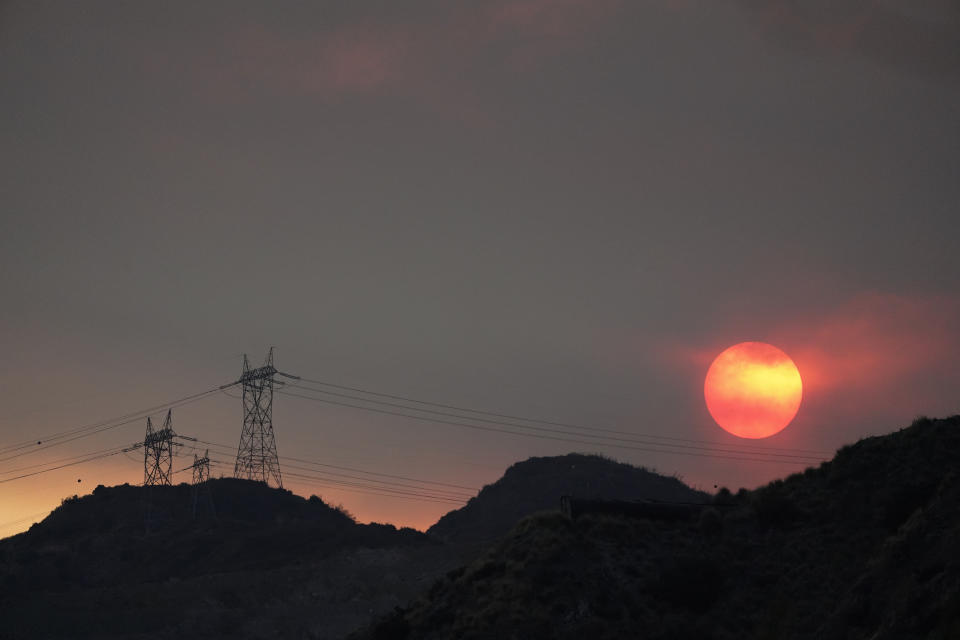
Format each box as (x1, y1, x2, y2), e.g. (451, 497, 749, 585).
(371, 607, 410, 640)
(654, 555, 724, 612)
(753, 484, 801, 527)
(333, 503, 356, 521)
(881, 482, 936, 530)
(698, 508, 723, 536)
(714, 487, 734, 506)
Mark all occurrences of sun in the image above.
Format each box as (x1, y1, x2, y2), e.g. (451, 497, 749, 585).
(704, 342, 802, 439)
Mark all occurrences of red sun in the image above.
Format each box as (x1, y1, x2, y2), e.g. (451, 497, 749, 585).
(704, 342, 803, 439)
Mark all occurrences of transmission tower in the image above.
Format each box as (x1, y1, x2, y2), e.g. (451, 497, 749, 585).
(190, 449, 215, 518)
(143, 410, 175, 486)
(233, 348, 284, 487)
(192, 450, 211, 484)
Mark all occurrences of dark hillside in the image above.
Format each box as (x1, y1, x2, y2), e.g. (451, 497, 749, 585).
(0, 456, 711, 639)
(356, 416, 960, 640)
(0, 478, 451, 639)
(428, 453, 709, 554)
(4, 478, 426, 583)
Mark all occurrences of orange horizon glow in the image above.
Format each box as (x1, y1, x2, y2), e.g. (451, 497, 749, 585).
(0, 459, 450, 540)
(704, 342, 803, 439)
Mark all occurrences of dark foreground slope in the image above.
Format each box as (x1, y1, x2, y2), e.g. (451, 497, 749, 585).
(356, 416, 960, 640)
(0, 454, 711, 639)
(0, 478, 453, 640)
(428, 453, 708, 554)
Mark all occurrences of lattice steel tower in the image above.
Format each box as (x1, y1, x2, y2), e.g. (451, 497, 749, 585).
(233, 348, 283, 487)
(192, 449, 211, 484)
(191, 449, 215, 517)
(143, 410, 175, 486)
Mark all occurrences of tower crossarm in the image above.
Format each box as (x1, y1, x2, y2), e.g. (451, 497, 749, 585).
(238, 364, 277, 383)
(144, 427, 176, 446)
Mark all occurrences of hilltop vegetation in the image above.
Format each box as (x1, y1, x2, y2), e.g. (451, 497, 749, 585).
(355, 416, 960, 640)
(0, 453, 695, 639)
(0, 478, 449, 639)
(429, 452, 709, 555)
(3, 418, 958, 639)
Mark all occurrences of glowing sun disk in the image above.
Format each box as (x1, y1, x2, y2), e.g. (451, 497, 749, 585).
(704, 342, 803, 439)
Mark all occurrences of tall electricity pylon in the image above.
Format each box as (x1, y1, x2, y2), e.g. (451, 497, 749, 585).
(233, 348, 284, 487)
(191, 449, 215, 518)
(143, 410, 175, 486)
(192, 449, 211, 485)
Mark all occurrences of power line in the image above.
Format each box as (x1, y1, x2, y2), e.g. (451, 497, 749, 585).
(191, 435, 473, 500)
(189, 437, 480, 492)
(184, 434, 473, 503)
(261, 469, 465, 504)
(283, 455, 479, 492)
(0, 509, 53, 533)
(194, 448, 469, 501)
(281, 471, 465, 505)
(283, 382, 823, 462)
(286, 374, 830, 456)
(278, 461, 473, 500)
(200, 454, 465, 505)
(0, 419, 144, 465)
(0, 444, 132, 476)
(0, 445, 138, 484)
(0, 385, 233, 462)
(196, 442, 473, 499)
(284, 478, 463, 505)
(0, 385, 231, 455)
(0, 444, 463, 509)
(278, 389, 818, 466)
(0, 361, 835, 515)
(234, 372, 828, 465)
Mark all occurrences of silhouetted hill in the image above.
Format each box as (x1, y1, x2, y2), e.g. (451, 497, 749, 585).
(428, 453, 709, 554)
(5, 478, 433, 581)
(355, 416, 960, 640)
(0, 455, 710, 639)
(0, 478, 451, 639)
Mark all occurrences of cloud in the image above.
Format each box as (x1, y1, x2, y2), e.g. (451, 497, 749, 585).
(659, 292, 960, 421)
(735, 0, 960, 79)
(485, 0, 621, 41)
(775, 293, 958, 393)
(146, 0, 625, 120)
(309, 27, 412, 93)
(166, 21, 415, 101)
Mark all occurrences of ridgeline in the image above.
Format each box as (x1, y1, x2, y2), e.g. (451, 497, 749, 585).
(355, 416, 960, 640)
(3, 416, 958, 639)
(0, 452, 700, 638)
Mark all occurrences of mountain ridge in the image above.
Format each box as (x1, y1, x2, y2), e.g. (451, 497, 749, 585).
(428, 452, 709, 553)
(0, 452, 709, 638)
(354, 415, 960, 640)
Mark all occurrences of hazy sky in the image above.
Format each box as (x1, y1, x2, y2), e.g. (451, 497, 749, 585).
(2, 0, 958, 533)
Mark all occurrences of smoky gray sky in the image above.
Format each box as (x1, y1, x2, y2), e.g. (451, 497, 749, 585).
(2, 0, 958, 531)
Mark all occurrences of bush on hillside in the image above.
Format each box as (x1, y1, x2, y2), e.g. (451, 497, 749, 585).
(698, 507, 723, 536)
(653, 555, 725, 613)
(370, 607, 410, 640)
(752, 482, 801, 527)
(880, 482, 936, 530)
